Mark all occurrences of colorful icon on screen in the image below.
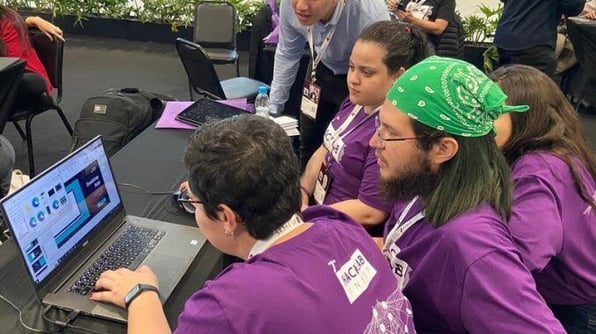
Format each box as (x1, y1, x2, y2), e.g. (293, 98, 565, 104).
(52, 200, 60, 209)
(37, 211, 45, 221)
(29, 217, 37, 227)
(32, 197, 40, 207)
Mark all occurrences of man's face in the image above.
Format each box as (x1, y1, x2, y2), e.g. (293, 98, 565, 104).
(370, 101, 436, 200)
(292, 0, 338, 26)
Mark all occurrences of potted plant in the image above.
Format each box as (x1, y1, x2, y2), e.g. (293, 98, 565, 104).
(462, 3, 502, 72)
(6, 0, 262, 47)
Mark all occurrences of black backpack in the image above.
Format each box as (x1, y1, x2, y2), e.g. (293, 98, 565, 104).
(71, 88, 175, 156)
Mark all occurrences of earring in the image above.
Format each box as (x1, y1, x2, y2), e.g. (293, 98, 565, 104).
(225, 229, 233, 237)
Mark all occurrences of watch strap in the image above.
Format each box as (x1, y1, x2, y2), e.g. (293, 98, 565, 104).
(124, 283, 159, 309)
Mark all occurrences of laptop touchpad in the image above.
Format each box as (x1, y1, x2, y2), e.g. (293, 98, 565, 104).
(144, 254, 186, 300)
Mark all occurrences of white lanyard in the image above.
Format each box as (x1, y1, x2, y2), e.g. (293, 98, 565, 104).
(383, 197, 424, 251)
(248, 214, 304, 258)
(325, 105, 379, 149)
(307, 0, 347, 82)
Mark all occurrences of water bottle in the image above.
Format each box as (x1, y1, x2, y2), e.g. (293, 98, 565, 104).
(255, 86, 270, 118)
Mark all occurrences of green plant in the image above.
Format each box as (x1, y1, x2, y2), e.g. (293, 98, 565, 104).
(462, 3, 503, 45)
(2, 0, 263, 32)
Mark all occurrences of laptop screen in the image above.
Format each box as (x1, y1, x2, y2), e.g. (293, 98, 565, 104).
(1, 136, 121, 285)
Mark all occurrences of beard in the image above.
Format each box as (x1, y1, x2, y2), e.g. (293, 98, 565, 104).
(379, 153, 437, 202)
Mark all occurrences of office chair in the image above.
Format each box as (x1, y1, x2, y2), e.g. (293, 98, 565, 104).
(194, 0, 240, 77)
(175, 38, 268, 101)
(0, 58, 26, 133)
(9, 30, 73, 177)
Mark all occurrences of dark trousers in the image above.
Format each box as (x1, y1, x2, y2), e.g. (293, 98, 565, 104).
(497, 45, 557, 77)
(299, 63, 348, 169)
(14, 72, 47, 109)
(550, 302, 596, 334)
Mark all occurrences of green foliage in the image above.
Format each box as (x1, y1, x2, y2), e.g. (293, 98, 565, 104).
(462, 3, 503, 45)
(1, 0, 263, 32)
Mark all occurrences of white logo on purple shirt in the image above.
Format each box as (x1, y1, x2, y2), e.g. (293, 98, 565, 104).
(329, 249, 377, 304)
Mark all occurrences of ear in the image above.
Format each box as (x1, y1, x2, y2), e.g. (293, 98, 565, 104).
(393, 67, 406, 81)
(429, 137, 458, 166)
(216, 204, 242, 233)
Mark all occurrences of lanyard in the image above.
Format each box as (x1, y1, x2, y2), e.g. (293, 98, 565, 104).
(307, 0, 347, 82)
(248, 214, 304, 258)
(326, 105, 379, 149)
(383, 197, 425, 251)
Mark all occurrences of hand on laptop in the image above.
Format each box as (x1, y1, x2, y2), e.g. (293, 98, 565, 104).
(89, 265, 159, 309)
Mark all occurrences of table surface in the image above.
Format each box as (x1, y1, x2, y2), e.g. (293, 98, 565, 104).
(0, 125, 224, 333)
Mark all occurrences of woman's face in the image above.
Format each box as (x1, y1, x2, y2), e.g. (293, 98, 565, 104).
(494, 113, 512, 149)
(347, 40, 399, 108)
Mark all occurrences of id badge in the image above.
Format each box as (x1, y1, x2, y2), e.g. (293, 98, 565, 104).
(301, 80, 321, 120)
(406, 2, 432, 20)
(313, 163, 331, 204)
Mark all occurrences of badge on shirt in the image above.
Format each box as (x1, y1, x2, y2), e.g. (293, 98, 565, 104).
(384, 243, 411, 290)
(301, 80, 321, 120)
(329, 249, 378, 304)
(313, 163, 331, 204)
(406, 2, 432, 20)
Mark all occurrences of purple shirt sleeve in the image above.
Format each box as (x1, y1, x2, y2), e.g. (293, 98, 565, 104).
(174, 287, 234, 334)
(461, 250, 565, 333)
(510, 173, 563, 272)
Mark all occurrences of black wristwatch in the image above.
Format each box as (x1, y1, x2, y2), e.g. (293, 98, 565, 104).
(124, 283, 159, 309)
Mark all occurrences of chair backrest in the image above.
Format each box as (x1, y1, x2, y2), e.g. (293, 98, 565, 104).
(0, 58, 26, 133)
(194, 1, 237, 50)
(29, 29, 64, 102)
(175, 38, 227, 99)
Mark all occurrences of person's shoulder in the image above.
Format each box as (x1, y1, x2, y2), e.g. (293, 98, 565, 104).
(303, 204, 362, 230)
(512, 151, 576, 180)
(348, 0, 390, 20)
(433, 205, 514, 257)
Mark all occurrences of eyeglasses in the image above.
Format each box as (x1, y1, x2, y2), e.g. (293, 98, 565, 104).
(374, 115, 421, 148)
(176, 190, 203, 214)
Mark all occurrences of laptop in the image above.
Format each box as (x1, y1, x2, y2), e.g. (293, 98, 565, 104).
(175, 97, 250, 127)
(0, 136, 206, 322)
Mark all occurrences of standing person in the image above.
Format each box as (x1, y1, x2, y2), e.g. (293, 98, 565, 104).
(387, 0, 464, 59)
(494, 0, 584, 77)
(90, 115, 416, 334)
(300, 21, 432, 230)
(0, 7, 65, 104)
(374, 56, 565, 332)
(270, 0, 389, 168)
(491, 64, 596, 334)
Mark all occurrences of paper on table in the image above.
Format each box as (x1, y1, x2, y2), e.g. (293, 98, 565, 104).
(155, 99, 253, 129)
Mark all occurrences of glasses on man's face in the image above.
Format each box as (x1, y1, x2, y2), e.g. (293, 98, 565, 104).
(176, 190, 203, 214)
(374, 115, 421, 148)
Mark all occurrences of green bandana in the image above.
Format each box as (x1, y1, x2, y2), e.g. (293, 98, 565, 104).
(387, 56, 528, 137)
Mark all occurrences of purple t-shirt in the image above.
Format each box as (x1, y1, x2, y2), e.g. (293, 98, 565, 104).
(175, 206, 415, 334)
(322, 99, 392, 213)
(384, 200, 565, 333)
(510, 152, 596, 305)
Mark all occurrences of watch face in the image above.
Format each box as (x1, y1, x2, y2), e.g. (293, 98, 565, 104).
(125, 284, 141, 306)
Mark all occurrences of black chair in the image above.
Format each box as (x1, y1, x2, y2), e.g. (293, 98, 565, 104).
(194, 0, 240, 77)
(0, 58, 26, 134)
(9, 30, 73, 176)
(175, 38, 268, 101)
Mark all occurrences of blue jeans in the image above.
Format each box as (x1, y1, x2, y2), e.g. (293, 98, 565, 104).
(550, 302, 596, 334)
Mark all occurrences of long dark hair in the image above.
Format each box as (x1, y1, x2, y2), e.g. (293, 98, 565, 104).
(0, 6, 31, 57)
(413, 122, 513, 225)
(490, 64, 596, 208)
(356, 20, 434, 75)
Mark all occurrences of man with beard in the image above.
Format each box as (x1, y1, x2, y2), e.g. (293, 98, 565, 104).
(370, 56, 566, 332)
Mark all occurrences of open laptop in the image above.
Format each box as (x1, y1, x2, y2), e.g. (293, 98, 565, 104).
(0, 136, 206, 322)
(175, 97, 250, 127)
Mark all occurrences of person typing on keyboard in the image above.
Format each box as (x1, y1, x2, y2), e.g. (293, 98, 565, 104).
(88, 115, 415, 333)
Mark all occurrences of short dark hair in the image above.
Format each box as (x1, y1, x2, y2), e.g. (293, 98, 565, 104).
(490, 64, 596, 208)
(412, 121, 513, 226)
(184, 115, 301, 240)
(357, 20, 434, 74)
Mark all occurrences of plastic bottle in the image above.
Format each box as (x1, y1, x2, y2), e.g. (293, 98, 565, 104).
(255, 86, 270, 118)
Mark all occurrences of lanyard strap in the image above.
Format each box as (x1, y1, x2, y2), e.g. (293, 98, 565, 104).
(248, 214, 304, 258)
(307, 0, 347, 82)
(326, 105, 380, 147)
(383, 197, 424, 250)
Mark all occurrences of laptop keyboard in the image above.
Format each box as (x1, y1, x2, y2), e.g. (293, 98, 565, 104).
(68, 225, 165, 295)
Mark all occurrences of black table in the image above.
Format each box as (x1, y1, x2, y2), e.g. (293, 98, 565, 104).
(0, 126, 224, 333)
